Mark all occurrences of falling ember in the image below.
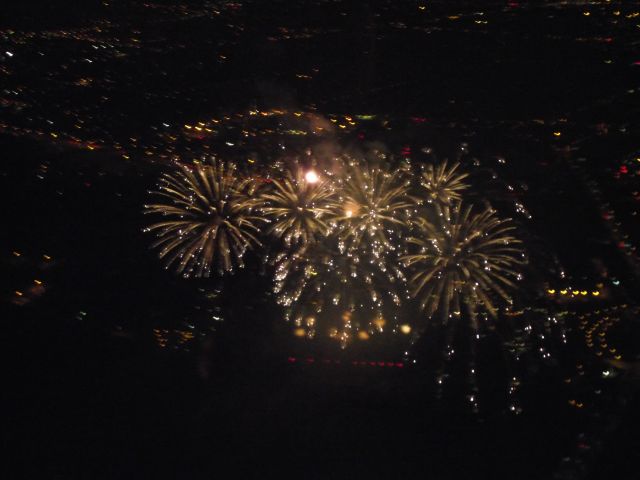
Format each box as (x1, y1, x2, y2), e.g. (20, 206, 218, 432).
(358, 331, 370, 340)
(400, 324, 412, 334)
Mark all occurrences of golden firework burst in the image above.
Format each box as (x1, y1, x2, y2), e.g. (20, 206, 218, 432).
(419, 160, 469, 207)
(144, 158, 264, 277)
(402, 202, 524, 323)
(334, 157, 413, 256)
(260, 167, 337, 250)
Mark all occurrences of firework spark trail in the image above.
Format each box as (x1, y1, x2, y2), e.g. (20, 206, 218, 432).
(274, 240, 409, 348)
(418, 160, 469, 207)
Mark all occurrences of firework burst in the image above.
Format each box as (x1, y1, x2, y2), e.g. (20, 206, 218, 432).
(334, 157, 414, 256)
(402, 202, 524, 324)
(144, 158, 264, 277)
(269, 157, 418, 347)
(418, 160, 469, 207)
(260, 167, 337, 251)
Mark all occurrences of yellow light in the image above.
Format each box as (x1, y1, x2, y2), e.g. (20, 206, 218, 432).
(547, 289, 555, 294)
(560, 289, 568, 295)
(305, 170, 319, 183)
(553, 131, 561, 137)
(400, 324, 411, 334)
(373, 317, 386, 331)
(293, 328, 306, 337)
(357, 331, 370, 340)
(580, 290, 588, 296)
(592, 291, 600, 296)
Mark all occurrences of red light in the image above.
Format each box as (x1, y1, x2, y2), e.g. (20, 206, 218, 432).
(396, 363, 404, 368)
(287, 357, 296, 363)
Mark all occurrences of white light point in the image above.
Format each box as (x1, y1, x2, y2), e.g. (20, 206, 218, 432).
(305, 170, 319, 183)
